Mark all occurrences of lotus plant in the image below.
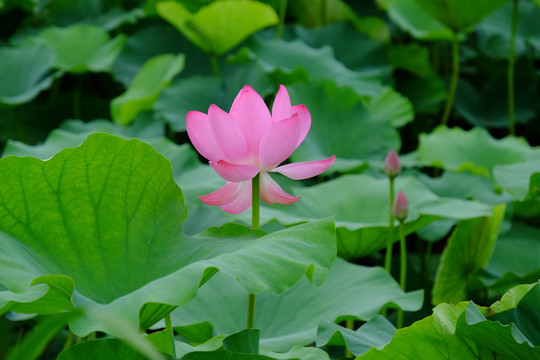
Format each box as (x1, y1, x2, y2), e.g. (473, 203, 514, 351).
(186, 84, 335, 214)
(186, 84, 335, 329)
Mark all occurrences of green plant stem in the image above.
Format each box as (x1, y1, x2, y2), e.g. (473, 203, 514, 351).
(384, 177, 395, 275)
(62, 331, 75, 350)
(397, 222, 407, 329)
(345, 319, 354, 358)
(382, 177, 395, 318)
(209, 54, 221, 78)
(508, 0, 519, 136)
(165, 313, 175, 358)
(277, 0, 288, 39)
(440, 33, 460, 126)
(246, 174, 260, 329)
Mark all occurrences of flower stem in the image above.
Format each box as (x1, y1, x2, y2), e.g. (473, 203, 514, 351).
(277, 0, 288, 39)
(246, 174, 260, 329)
(397, 222, 407, 328)
(165, 313, 175, 358)
(440, 33, 460, 126)
(252, 174, 260, 230)
(508, 0, 519, 136)
(209, 54, 221, 78)
(345, 319, 354, 357)
(382, 177, 395, 318)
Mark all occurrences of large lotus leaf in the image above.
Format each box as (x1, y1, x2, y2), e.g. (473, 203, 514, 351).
(360, 283, 540, 359)
(477, 1, 540, 59)
(454, 78, 539, 128)
(238, 36, 383, 97)
(385, 0, 454, 40)
(293, 22, 390, 76)
(239, 172, 493, 259)
(0, 42, 57, 105)
(170, 331, 329, 360)
(171, 257, 423, 352)
(154, 75, 224, 132)
(487, 281, 540, 346)
(418, 172, 513, 205)
(2, 119, 226, 235)
(57, 339, 149, 360)
(45, 0, 142, 30)
(111, 54, 185, 125)
(39, 24, 126, 73)
(432, 204, 505, 305)
(414, 0, 508, 33)
(0, 133, 336, 336)
(358, 311, 478, 359)
(483, 224, 540, 294)
(316, 316, 396, 357)
(112, 24, 206, 87)
(157, 0, 278, 56)
(285, 80, 409, 172)
(494, 159, 540, 201)
(2, 118, 164, 160)
(418, 126, 535, 178)
(456, 295, 540, 359)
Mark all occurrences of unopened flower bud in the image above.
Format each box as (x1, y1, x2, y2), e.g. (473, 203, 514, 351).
(393, 190, 409, 222)
(384, 149, 401, 179)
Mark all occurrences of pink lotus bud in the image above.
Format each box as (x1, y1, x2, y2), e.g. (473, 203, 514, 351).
(393, 190, 409, 222)
(384, 149, 401, 179)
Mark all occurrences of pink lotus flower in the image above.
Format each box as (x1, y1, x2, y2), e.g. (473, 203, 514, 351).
(186, 85, 335, 214)
(384, 149, 401, 179)
(393, 190, 409, 222)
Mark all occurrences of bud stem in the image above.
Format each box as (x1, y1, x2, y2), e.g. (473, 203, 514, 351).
(397, 222, 407, 328)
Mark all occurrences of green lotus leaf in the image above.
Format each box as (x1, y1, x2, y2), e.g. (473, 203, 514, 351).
(494, 159, 540, 201)
(0, 133, 336, 337)
(171, 258, 422, 352)
(293, 22, 390, 76)
(414, 0, 509, 33)
(154, 75, 224, 132)
(0, 42, 57, 106)
(2, 119, 225, 235)
(157, 0, 279, 56)
(456, 289, 540, 359)
(45, 0, 143, 30)
(239, 36, 383, 97)
(170, 329, 329, 359)
(57, 339, 150, 360)
(477, 1, 540, 59)
(483, 224, 540, 294)
(385, 0, 454, 40)
(111, 53, 185, 125)
(39, 24, 126, 73)
(237, 174, 492, 259)
(286, 80, 410, 172)
(316, 316, 395, 357)
(432, 204, 506, 305)
(112, 24, 200, 87)
(418, 126, 535, 178)
(360, 283, 540, 359)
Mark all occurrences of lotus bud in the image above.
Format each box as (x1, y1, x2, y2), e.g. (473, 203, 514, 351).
(384, 149, 401, 179)
(393, 190, 409, 222)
